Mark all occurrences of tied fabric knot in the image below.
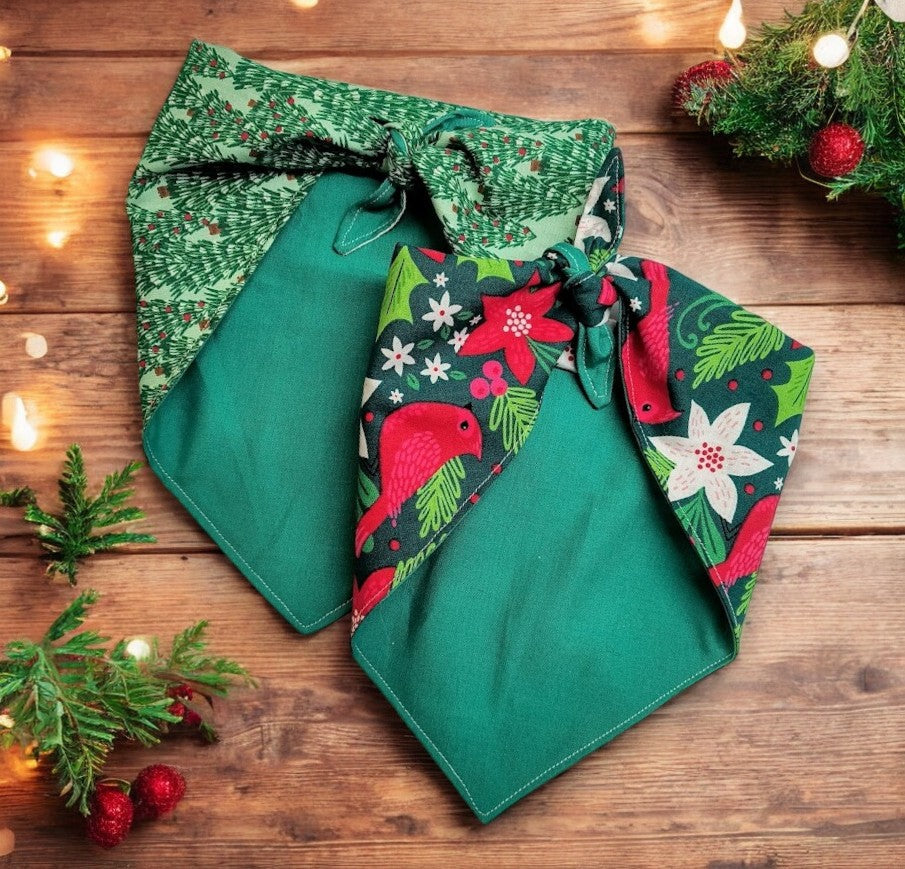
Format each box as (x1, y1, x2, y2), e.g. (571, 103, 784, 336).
(546, 242, 618, 409)
(334, 108, 496, 255)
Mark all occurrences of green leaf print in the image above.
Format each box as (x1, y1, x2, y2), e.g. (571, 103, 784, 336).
(643, 447, 675, 489)
(455, 256, 515, 283)
(356, 469, 380, 553)
(735, 572, 758, 620)
(692, 309, 784, 388)
(771, 354, 815, 426)
(677, 489, 727, 565)
(415, 457, 466, 538)
(406, 373, 420, 391)
(377, 247, 428, 337)
(488, 386, 539, 454)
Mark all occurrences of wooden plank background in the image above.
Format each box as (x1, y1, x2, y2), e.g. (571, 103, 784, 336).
(1, 0, 903, 865)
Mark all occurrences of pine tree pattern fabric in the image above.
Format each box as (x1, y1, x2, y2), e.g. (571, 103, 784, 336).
(127, 41, 616, 424)
(353, 163, 814, 643)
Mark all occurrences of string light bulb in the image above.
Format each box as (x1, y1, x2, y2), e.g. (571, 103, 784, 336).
(46, 230, 69, 249)
(0, 279, 8, 306)
(718, 0, 747, 49)
(30, 148, 74, 180)
(125, 637, 152, 660)
(812, 32, 851, 68)
(5, 394, 38, 452)
(23, 332, 48, 359)
(0, 47, 11, 63)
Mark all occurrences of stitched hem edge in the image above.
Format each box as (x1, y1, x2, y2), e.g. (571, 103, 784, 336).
(143, 434, 351, 633)
(353, 635, 733, 822)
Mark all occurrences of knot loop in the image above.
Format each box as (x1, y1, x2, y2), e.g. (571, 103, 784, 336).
(546, 242, 615, 328)
(381, 127, 418, 190)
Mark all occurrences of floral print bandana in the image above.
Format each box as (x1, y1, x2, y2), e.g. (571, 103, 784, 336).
(349, 160, 814, 820)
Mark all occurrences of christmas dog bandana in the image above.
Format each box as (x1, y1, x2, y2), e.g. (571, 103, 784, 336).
(128, 42, 814, 822)
(128, 41, 615, 632)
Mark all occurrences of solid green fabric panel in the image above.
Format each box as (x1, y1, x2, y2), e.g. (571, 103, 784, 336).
(143, 171, 446, 631)
(352, 365, 735, 821)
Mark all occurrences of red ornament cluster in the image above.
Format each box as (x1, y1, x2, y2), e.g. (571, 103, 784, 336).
(87, 765, 187, 848)
(808, 122, 865, 178)
(672, 60, 735, 110)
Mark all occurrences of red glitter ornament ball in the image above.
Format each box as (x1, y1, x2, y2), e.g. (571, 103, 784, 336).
(672, 60, 734, 110)
(808, 123, 865, 177)
(86, 784, 134, 849)
(130, 764, 187, 821)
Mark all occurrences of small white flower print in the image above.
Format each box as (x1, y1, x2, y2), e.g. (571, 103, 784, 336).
(448, 328, 469, 352)
(629, 297, 642, 312)
(421, 352, 451, 384)
(776, 429, 799, 467)
(380, 335, 415, 376)
(421, 291, 461, 331)
(389, 389, 404, 404)
(774, 477, 784, 491)
(650, 401, 774, 522)
(603, 198, 616, 213)
(433, 272, 449, 288)
(470, 314, 482, 326)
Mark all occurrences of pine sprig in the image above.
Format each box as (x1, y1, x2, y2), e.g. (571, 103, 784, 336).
(0, 591, 255, 815)
(4, 444, 157, 584)
(0, 486, 36, 508)
(680, 1, 905, 247)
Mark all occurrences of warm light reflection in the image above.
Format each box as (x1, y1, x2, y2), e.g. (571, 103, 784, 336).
(31, 148, 74, 179)
(291, 0, 319, 7)
(718, 0, 747, 49)
(6, 394, 38, 451)
(0, 279, 8, 306)
(22, 332, 48, 359)
(46, 229, 69, 249)
(640, 14, 672, 45)
(0, 47, 11, 63)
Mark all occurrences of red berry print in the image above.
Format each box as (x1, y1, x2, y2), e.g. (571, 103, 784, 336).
(482, 360, 503, 379)
(761, 369, 773, 380)
(675, 369, 685, 381)
(240, 131, 249, 141)
(490, 378, 508, 397)
(183, 313, 191, 322)
(492, 463, 503, 475)
(791, 340, 802, 349)
(388, 539, 400, 551)
(744, 483, 755, 495)
(469, 493, 480, 504)
(727, 379, 738, 391)
(753, 420, 764, 432)
(470, 377, 491, 400)
(364, 411, 374, 423)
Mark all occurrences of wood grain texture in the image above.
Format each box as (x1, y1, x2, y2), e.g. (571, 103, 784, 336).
(1, 0, 793, 55)
(0, 538, 903, 866)
(0, 136, 899, 314)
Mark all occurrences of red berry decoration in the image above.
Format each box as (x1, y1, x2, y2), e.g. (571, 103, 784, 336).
(808, 123, 864, 178)
(86, 784, 134, 849)
(130, 764, 187, 821)
(672, 60, 734, 110)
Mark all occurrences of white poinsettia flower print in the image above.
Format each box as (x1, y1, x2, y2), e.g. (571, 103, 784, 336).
(380, 335, 416, 376)
(389, 389, 404, 404)
(776, 429, 799, 466)
(605, 254, 638, 281)
(574, 173, 613, 247)
(421, 291, 461, 331)
(421, 352, 451, 384)
(650, 401, 773, 522)
(447, 328, 469, 352)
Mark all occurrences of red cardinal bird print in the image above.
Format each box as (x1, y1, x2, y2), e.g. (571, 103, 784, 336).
(708, 494, 780, 588)
(354, 401, 483, 556)
(621, 259, 681, 424)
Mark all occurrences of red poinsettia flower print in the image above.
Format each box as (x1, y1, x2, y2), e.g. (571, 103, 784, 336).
(459, 271, 574, 384)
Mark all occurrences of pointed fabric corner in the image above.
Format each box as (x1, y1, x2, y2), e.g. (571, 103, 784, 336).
(607, 259, 815, 639)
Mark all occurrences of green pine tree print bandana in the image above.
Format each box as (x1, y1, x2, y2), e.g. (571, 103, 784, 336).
(127, 41, 615, 424)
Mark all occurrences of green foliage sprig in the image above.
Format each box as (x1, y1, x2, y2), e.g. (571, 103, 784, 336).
(680, 1, 905, 247)
(0, 590, 256, 814)
(0, 444, 156, 584)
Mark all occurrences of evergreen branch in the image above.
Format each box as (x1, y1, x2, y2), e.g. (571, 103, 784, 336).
(0, 486, 36, 508)
(8, 444, 159, 584)
(0, 592, 254, 814)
